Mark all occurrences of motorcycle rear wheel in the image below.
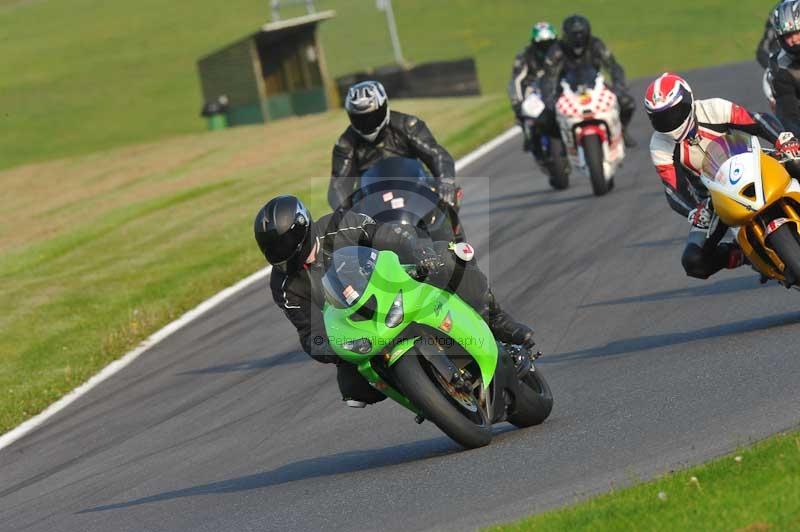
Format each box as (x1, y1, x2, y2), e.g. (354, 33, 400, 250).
(508, 367, 553, 428)
(582, 135, 608, 196)
(766, 222, 800, 286)
(393, 352, 492, 449)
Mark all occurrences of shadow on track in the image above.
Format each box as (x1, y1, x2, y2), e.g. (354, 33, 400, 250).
(624, 237, 684, 249)
(547, 311, 800, 363)
(78, 436, 462, 514)
(78, 424, 519, 514)
(177, 351, 306, 376)
(580, 275, 765, 308)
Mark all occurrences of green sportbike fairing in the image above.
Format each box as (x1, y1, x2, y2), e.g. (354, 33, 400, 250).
(322, 246, 553, 449)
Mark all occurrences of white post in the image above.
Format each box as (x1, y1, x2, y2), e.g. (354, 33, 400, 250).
(377, 0, 405, 65)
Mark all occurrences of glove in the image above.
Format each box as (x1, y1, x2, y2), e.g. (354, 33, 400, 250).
(687, 198, 713, 229)
(438, 177, 457, 207)
(413, 244, 447, 278)
(775, 132, 800, 160)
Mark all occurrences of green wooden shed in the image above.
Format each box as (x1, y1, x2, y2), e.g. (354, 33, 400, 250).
(197, 11, 337, 127)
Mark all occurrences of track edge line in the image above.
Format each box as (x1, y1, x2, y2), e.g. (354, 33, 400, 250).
(0, 125, 520, 451)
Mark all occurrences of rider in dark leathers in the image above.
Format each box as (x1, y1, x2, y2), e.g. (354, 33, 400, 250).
(540, 14, 638, 148)
(769, 1, 800, 137)
(255, 196, 535, 407)
(508, 21, 558, 157)
(757, 3, 783, 68)
(328, 81, 456, 210)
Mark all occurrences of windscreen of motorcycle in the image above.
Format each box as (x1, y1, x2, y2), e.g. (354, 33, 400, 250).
(700, 132, 759, 186)
(562, 65, 600, 92)
(700, 132, 767, 221)
(322, 246, 378, 309)
(521, 93, 545, 119)
(354, 157, 445, 232)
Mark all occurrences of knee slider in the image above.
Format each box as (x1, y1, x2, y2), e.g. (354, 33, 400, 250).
(681, 243, 712, 279)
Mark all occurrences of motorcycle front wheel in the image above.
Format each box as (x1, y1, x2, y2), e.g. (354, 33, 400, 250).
(393, 352, 492, 449)
(582, 135, 608, 196)
(766, 222, 800, 286)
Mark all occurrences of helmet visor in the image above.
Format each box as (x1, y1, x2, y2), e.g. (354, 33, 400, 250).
(648, 100, 693, 133)
(349, 101, 388, 135)
(262, 222, 308, 266)
(566, 31, 589, 51)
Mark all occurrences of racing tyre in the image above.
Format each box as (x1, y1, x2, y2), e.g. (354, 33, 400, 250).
(582, 135, 608, 196)
(766, 222, 800, 286)
(546, 136, 570, 190)
(393, 351, 492, 449)
(508, 367, 553, 428)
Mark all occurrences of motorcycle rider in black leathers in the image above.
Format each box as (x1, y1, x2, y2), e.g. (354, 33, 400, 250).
(769, 1, 800, 137)
(758, 2, 789, 68)
(508, 21, 558, 159)
(328, 81, 457, 211)
(540, 14, 638, 148)
(255, 195, 535, 407)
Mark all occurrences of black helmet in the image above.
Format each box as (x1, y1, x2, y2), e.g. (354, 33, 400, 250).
(254, 195, 313, 272)
(345, 80, 389, 142)
(562, 14, 591, 57)
(773, 0, 800, 56)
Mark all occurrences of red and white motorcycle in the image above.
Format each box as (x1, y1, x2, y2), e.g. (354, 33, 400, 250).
(555, 68, 625, 195)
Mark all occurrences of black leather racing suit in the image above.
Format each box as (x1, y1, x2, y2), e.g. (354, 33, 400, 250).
(328, 111, 456, 210)
(769, 50, 800, 137)
(756, 3, 782, 68)
(508, 44, 548, 115)
(539, 37, 636, 135)
(270, 209, 493, 403)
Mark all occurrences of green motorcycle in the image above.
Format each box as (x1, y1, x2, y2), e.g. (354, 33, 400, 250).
(322, 246, 553, 449)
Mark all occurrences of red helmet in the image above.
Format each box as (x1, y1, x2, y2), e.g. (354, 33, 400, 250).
(644, 73, 696, 141)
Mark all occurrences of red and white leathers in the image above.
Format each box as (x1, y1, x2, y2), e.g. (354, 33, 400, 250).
(649, 98, 779, 217)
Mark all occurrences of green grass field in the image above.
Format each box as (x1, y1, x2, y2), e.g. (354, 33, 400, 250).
(0, 0, 771, 170)
(489, 430, 800, 531)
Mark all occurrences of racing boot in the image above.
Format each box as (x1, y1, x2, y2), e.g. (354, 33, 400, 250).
(337, 363, 386, 407)
(480, 291, 535, 348)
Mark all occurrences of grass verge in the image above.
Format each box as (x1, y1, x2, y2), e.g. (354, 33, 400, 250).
(488, 430, 800, 531)
(1, 0, 772, 170)
(0, 94, 510, 434)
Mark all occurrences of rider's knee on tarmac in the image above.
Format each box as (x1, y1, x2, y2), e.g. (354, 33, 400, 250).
(681, 243, 716, 279)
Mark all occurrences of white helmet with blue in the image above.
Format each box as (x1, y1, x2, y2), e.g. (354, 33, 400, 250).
(345, 80, 390, 142)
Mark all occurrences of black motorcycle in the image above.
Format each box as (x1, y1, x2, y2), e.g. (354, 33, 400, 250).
(346, 157, 465, 243)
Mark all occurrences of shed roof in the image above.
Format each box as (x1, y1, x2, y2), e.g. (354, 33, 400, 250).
(259, 10, 335, 34)
(200, 10, 336, 61)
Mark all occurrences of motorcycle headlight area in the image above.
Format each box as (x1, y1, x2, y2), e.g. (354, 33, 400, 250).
(343, 338, 373, 354)
(385, 291, 404, 328)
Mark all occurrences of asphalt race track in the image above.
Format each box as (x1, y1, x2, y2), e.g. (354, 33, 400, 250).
(2, 62, 800, 532)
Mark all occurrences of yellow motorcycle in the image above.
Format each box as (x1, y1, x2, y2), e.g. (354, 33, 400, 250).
(700, 132, 800, 286)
